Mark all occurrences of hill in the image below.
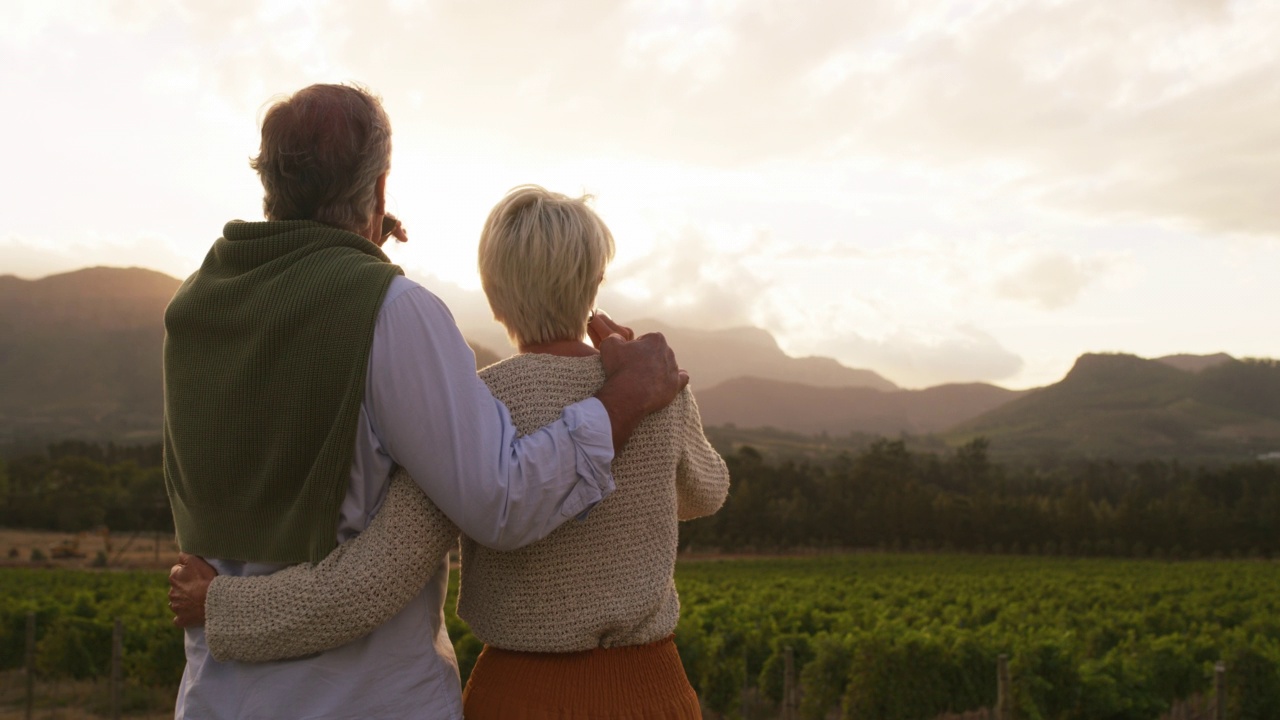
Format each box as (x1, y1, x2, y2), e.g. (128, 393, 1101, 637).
(0, 267, 181, 444)
(696, 378, 1023, 435)
(0, 267, 506, 445)
(1155, 352, 1234, 374)
(0, 268, 897, 447)
(6, 267, 1277, 464)
(951, 353, 1280, 461)
(630, 319, 897, 391)
(345, 277, 902, 393)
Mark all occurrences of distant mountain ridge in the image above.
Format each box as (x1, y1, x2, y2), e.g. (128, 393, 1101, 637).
(629, 319, 898, 392)
(0, 267, 181, 443)
(1, 266, 181, 330)
(696, 379, 1024, 435)
(0, 267, 902, 443)
(950, 352, 1280, 460)
(1154, 352, 1234, 374)
(4, 266, 1276, 464)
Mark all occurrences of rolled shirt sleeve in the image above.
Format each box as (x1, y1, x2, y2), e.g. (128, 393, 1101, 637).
(364, 280, 615, 551)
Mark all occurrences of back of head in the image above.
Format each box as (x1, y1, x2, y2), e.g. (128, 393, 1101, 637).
(478, 185, 616, 347)
(251, 83, 391, 235)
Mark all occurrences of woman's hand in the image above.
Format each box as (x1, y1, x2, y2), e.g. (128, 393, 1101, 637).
(587, 309, 635, 346)
(168, 552, 218, 628)
(379, 213, 409, 246)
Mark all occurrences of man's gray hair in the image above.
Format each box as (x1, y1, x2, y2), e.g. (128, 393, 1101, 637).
(251, 83, 392, 235)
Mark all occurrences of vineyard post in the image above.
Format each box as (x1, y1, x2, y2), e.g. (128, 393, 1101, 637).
(24, 611, 35, 720)
(782, 645, 796, 720)
(996, 653, 1012, 720)
(740, 645, 749, 720)
(111, 618, 123, 720)
(1213, 661, 1226, 720)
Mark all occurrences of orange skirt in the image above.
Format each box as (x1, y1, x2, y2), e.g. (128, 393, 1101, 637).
(461, 636, 701, 719)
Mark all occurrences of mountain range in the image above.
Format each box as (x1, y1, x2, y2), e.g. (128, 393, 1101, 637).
(0, 267, 176, 443)
(628, 319, 897, 392)
(951, 352, 1280, 460)
(696, 379, 1024, 435)
(2, 266, 1277, 462)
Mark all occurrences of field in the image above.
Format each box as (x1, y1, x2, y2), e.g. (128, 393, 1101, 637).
(2, 554, 1279, 719)
(673, 555, 1280, 719)
(0, 528, 177, 572)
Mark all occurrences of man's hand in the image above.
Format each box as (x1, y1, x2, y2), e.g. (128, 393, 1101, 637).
(592, 311, 689, 452)
(168, 552, 217, 628)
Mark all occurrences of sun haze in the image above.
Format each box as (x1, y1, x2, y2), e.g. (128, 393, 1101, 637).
(2, 0, 1277, 388)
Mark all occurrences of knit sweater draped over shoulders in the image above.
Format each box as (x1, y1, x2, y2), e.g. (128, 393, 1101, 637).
(163, 219, 402, 564)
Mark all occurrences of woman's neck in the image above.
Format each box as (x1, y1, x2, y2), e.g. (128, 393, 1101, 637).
(517, 338, 598, 357)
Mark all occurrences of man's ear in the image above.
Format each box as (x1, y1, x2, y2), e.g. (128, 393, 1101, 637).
(374, 173, 388, 214)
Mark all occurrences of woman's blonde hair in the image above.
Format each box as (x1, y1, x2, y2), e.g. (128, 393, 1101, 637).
(478, 185, 616, 347)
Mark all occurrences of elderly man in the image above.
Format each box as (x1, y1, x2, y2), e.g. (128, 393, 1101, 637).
(162, 83, 686, 719)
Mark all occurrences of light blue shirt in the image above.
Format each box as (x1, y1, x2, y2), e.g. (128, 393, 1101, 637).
(174, 276, 616, 719)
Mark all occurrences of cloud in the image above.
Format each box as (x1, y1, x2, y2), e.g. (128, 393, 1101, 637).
(403, 218, 774, 355)
(597, 225, 771, 330)
(6, 0, 1275, 389)
(994, 250, 1116, 310)
(68, 0, 1280, 237)
(413, 239, 1027, 389)
(823, 324, 1025, 389)
(809, 0, 1280, 237)
(0, 234, 198, 281)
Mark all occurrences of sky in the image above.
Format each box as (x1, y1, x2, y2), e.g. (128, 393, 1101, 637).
(1, 0, 1278, 389)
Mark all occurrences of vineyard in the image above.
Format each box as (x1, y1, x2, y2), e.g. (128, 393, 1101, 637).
(0, 569, 182, 715)
(3, 555, 1280, 719)
(671, 555, 1280, 719)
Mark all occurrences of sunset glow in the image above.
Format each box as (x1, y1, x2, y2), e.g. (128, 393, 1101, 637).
(3, 0, 1278, 388)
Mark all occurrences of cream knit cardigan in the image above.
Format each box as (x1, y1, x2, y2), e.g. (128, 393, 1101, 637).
(202, 353, 729, 662)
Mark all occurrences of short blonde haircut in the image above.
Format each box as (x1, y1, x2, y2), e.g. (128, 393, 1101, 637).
(478, 185, 616, 347)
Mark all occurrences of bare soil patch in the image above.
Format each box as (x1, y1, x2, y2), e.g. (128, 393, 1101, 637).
(0, 528, 178, 572)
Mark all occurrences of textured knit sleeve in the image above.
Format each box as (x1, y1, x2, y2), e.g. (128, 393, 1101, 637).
(366, 285, 615, 551)
(675, 389, 730, 521)
(203, 470, 459, 663)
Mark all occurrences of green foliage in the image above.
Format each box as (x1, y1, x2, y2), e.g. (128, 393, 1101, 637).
(674, 555, 1280, 720)
(758, 632, 813, 705)
(1221, 639, 1280, 720)
(5, 557, 1279, 720)
(36, 615, 111, 679)
(1, 445, 171, 533)
(681, 440, 1280, 559)
(444, 610, 483, 686)
(0, 569, 180, 688)
(799, 633, 853, 719)
(672, 600, 748, 715)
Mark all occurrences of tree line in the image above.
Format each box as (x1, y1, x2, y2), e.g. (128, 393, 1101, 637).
(4, 438, 1280, 559)
(682, 438, 1280, 558)
(0, 441, 170, 533)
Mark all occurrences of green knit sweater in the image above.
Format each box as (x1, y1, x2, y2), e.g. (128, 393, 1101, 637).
(163, 220, 402, 564)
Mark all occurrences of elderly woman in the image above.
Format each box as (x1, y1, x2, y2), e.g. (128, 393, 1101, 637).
(170, 185, 729, 719)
